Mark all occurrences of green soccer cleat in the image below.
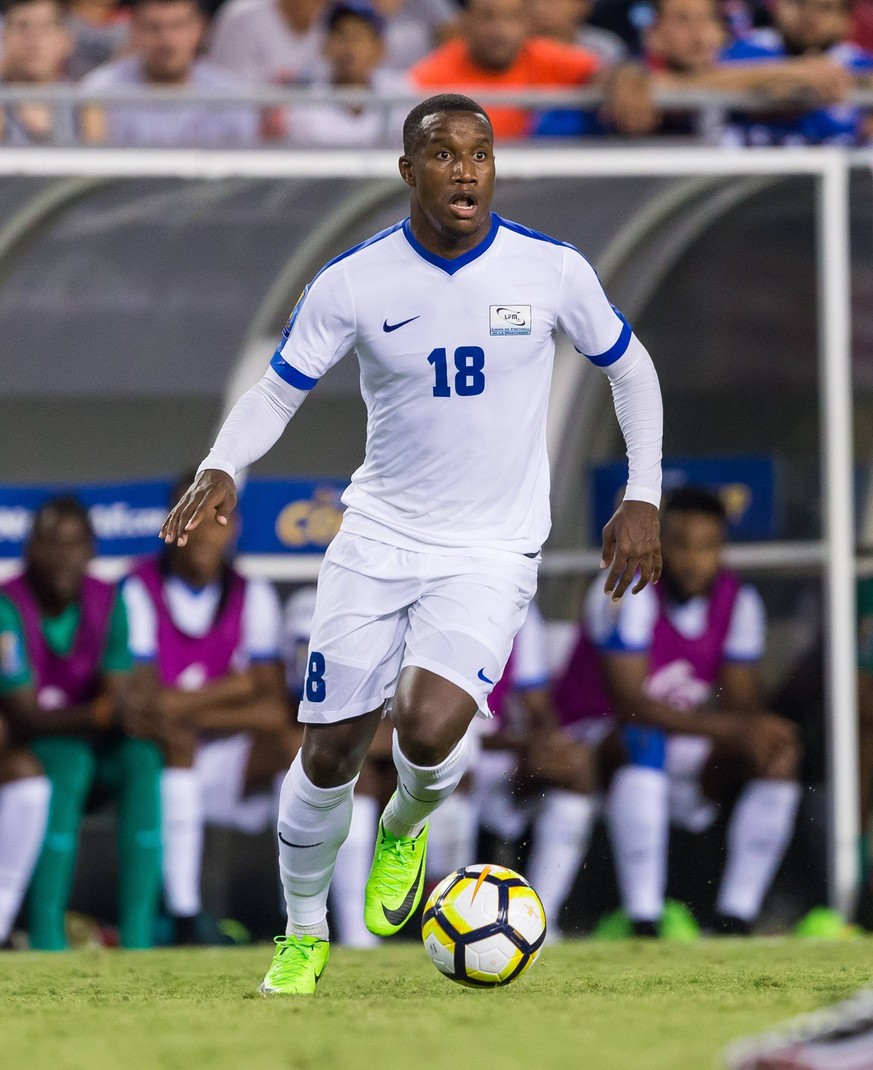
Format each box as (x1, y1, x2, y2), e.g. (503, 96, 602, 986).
(257, 935, 329, 996)
(364, 810, 428, 937)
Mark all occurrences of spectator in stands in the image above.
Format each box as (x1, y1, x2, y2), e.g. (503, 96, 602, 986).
(0, 719, 51, 949)
(80, 0, 258, 147)
(474, 600, 598, 940)
(638, 0, 853, 139)
(529, 0, 628, 66)
(0, 497, 162, 951)
(372, 0, 459, 72)
(286, 0, 407, 146)
(0, 0, 75, 144)
(208, 0, 328, 86)
(66, 0, 131, 81)
(579, 487, 801, 936)
(721, 0, 873, 144)
(409, 0, 651, 139)
(123, 477, 296, 945)
(282, 585, 394, 948)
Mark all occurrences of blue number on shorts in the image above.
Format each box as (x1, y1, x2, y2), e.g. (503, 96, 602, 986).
(305, 651, 327, 703)
(427, 346, 485, 397)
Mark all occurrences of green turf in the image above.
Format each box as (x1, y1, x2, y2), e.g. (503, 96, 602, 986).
(1, 939, 870, 1070)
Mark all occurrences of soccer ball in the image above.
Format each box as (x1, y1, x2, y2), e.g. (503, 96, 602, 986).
(421, 864, 547, 987)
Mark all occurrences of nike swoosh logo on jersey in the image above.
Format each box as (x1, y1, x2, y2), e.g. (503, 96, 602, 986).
(278, 832, 325, 849)
(381, 857, 425, 927)
(383, 316, 420, 332)
(477, 668, 495, 685)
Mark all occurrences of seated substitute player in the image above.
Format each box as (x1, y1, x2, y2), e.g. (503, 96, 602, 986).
(161, 92, 664, 995)
(123, 478, 296, 944)
(578, 487, 801, 935)
(0, 497, 162, 950)
(474, 600, 598, 940)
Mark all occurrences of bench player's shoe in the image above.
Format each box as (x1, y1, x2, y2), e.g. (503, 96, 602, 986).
(364, 808, 428, 937)
(257, 935, 329, 996)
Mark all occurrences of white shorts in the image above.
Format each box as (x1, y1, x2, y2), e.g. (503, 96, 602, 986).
(298, 530, 540, 725)
(194, 733, 275, 835)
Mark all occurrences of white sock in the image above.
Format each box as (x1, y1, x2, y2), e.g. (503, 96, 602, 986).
(0, 776, 51, 943)
(278, 752, 356, 938)
(526, 790, 597, 930)
(382, 730, 473, 839)
(161, 768, 203, 918)
(427, 790, 478, 879)
(330, 793, 379, 948)
(716, 779, 801, 922)
(474, 750, 529, 841)
(607, 766, 669, 922)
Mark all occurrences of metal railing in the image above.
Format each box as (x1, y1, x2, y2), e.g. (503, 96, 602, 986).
(1, 83, 872, 147)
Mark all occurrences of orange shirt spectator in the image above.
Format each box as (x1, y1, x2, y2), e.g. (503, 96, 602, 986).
(409, 0, 599, 139)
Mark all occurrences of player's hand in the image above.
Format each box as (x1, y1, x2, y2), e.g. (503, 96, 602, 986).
(160, 469, 237, 547)
(600, 500, 662, 602)
(725, 712, 800, 776)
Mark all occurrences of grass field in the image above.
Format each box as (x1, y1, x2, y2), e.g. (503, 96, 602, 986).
(2, 939, 871, 1070)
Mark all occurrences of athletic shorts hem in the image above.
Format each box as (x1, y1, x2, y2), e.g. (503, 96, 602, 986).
(400, 655, 492, 719)
(297, 692, 391, 725)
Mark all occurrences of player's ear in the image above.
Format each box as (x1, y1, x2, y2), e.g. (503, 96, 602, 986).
(399, 155, 415, 188)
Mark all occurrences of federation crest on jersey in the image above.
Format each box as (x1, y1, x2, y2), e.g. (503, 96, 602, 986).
(490, 305, 531, 335)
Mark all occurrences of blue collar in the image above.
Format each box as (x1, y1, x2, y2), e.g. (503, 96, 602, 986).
(401, 213, 500, 276)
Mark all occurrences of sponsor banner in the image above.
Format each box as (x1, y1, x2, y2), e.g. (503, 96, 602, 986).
(591, 456, 777, 543)
(0, 478, 347, 559)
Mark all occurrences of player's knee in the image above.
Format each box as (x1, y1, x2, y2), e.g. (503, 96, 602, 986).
(394, 710, 461, 767)
(301, 728, 365, 787)
(622, 725, 667, 770)
(0, 746, 44, 784)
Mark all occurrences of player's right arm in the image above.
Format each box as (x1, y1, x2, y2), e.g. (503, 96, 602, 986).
(162, 263, 356, 545)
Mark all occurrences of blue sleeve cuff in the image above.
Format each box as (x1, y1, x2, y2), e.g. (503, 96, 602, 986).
(581, 309, 632, 367)
(270, 351, 319, 390)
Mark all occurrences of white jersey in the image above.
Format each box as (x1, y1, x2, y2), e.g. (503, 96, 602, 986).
(269, 213, 642, 555)
(584, 578, 767, 661)
(123, 572, 281, 672)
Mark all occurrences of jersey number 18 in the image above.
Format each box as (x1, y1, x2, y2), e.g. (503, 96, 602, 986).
(427, 346, 485, 397)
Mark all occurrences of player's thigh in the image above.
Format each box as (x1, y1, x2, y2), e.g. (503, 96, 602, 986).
(31, 736, 97, 801)
(297, 532, 419, 726)
(402, 553, 539, 721)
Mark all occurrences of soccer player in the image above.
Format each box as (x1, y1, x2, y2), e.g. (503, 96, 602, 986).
(161, 92, 663, 995)
(123, 478, 296, 944)
(578, 487, 801, 935)
(0, 497, 162, 950)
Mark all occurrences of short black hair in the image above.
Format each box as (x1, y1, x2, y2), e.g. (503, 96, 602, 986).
(30, 495, 94, 541)
(402, 94, 492, 156)
(663, 485, 727, 524)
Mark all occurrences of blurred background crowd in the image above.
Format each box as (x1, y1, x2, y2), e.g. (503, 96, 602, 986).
(4, 0, 873, 146)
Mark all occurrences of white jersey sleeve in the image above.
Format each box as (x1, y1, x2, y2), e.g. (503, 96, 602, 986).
(270, 262, 357, 388)
(242, 579, 282, 661)
(510, 601, 551, 689)
(723, 585, 767, 662)
(556, 249, 662, 507)
(584, 580, 658, 653)
(121, 575, 158, 661)
(556, 246, 632, 363)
